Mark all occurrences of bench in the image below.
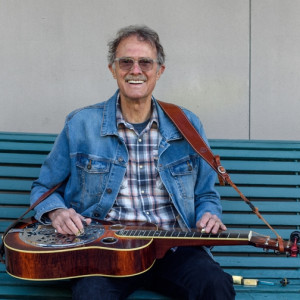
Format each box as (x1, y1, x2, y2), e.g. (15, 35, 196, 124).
(1, 131, 300, 299)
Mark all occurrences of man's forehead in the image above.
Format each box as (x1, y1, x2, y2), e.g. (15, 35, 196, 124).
(116, 35, 157, 53)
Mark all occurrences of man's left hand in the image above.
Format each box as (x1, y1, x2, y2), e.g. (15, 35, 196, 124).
(196, 212, 227, 234)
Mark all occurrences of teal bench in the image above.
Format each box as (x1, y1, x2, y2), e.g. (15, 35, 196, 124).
(1, 131, 300, 299)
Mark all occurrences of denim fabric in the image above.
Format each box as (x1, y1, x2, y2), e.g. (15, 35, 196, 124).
(30, 90, 222, 229)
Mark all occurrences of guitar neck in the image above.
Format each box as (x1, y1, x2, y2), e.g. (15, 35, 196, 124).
(116, 228, 252, 258)
(116, 228, 251, 241)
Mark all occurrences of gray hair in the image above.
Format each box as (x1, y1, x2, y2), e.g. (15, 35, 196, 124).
(107, 25, 165, 66)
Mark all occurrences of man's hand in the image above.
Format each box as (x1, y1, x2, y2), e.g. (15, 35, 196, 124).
(196, 212, 227, 234)
(48, 208, 92, 236)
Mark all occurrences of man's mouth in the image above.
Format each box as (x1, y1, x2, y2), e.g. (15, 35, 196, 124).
(125, 76, 147, 84)
(127, 80, 145, 84)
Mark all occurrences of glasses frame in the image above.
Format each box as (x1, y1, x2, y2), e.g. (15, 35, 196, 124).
(114, 57, 159, 72)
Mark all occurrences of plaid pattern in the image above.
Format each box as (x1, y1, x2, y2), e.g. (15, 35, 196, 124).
(105, 100, 178, 229)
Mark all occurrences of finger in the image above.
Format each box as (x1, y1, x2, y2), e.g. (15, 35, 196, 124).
(55, 224, 64, 234)
(196, 213, 226, 234)
(65, 211, 93, 235)
(197, 212, 212, 229)
(51, 208, 80, 235)
(219, 222, 227, 231)
(203, 218, 216, 233)
(79, 216, 92, 226)
(207, 218, 227, 234)
(210, 220, 221, 234)
(64, 217, 83, 235)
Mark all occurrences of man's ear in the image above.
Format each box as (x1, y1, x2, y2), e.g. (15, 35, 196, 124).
(156, 64, 165, 80)
(108, 64, 117, 79)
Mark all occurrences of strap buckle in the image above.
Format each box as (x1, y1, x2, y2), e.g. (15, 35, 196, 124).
(217, 165, 226, 174)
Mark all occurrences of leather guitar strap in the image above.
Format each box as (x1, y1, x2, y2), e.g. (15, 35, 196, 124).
(0, 181, 64, 263)
(157, 100, 284, 252)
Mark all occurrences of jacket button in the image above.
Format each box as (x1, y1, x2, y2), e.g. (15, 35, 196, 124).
(106, 188, 112, 194)
(93, 212, 100, 218)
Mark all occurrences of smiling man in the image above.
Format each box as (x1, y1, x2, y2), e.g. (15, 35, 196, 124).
(30, 25, 235, 300)
(109, 35, 165, 123)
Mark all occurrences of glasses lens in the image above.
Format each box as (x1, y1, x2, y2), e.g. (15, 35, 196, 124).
(117, 58, 155, 71)
(118, 58, 134, 70)
(138, 58, 154, 71)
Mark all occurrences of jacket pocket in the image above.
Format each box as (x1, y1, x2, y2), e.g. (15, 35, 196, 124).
(76, 154, 110, 196)
(169, 158, 196, 199)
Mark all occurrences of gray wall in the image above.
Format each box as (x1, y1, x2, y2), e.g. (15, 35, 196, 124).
(0, 0, 299, 140)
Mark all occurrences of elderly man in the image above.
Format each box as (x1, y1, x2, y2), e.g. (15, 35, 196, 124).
(31, 25, 235, 300)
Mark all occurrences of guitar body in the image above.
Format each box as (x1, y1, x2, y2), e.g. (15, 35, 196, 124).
(4, 218, 157, 280)
(4, 218, 292, 280)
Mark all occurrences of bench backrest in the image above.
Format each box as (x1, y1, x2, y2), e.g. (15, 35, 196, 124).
(1, 132, 300, 283)
(210, 140, 300, 283)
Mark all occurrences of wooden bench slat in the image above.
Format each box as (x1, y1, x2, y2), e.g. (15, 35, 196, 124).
(0, 153, 47, 165)
(0, 132, 57, 142)
(216, 256, 300, 268)
(0, 285, 71, 299)
(0, 179, 33, 191)
(0, 221, 14, 234)
(217, 186, 300, 199)
(219, 185, 300, 198)
(0, 141, 53, 152)
(0, 166, 40, 178)
(0, 208, 34, 219)
(220, 160, 300, 172)
(212, 149, 300, 160)
(222, 200, 300, 213)
(210, 139, 300, 150)
(0, 194, 30, 205)
(224, 173, 300, 186)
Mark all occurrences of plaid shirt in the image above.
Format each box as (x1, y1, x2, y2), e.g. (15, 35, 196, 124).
(105, 100, 179, 229)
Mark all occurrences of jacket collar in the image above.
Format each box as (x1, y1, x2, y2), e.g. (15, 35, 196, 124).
(101, 90, 182, 141)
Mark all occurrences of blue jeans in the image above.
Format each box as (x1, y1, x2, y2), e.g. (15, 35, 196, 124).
(72, 247, 235, 300)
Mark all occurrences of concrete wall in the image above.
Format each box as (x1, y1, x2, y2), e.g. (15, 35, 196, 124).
(0, 0, 299, 140)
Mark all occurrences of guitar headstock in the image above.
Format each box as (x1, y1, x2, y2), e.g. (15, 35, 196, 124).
(249, 231, 299, 257)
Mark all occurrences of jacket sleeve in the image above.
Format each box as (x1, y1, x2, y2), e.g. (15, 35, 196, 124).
(30, 123, 71, 222)
(187, 112, 222, 223)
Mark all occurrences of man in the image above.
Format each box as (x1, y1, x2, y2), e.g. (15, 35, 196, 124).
(31, 25, 235, 300)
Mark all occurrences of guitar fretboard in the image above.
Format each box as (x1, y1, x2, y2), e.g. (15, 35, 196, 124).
(116, 229, 251, 241)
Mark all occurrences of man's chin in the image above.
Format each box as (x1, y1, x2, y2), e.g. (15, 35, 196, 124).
(120, 90, 150, 102)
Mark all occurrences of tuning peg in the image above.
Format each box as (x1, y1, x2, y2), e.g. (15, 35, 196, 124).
(290, 236, 299, 257)
(290, 231, 300, 242)
(274, 250, 280, 255)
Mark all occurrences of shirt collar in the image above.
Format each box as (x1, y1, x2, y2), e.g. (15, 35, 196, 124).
(116, 96, 159, 130)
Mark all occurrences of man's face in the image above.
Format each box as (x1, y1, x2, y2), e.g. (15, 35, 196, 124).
(109, 35, 165, 103)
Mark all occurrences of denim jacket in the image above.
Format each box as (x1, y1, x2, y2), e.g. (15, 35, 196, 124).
(30, 90, 222, 229)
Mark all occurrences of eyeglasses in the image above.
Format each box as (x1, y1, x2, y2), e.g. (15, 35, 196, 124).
(114, 57, 159, 72)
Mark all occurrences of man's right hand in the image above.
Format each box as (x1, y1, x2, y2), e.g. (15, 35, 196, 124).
(48, 208, 92, 236)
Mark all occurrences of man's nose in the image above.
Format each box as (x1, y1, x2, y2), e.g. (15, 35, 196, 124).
(130, 61, 142, 73)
